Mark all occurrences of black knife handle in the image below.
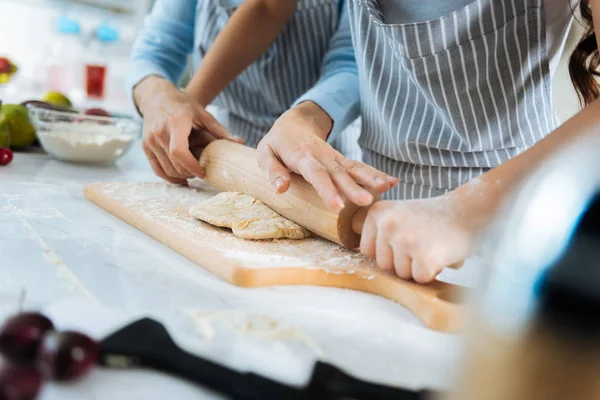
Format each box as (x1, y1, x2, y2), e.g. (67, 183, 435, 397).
(100, 318, 437, 400)
(309, 361, 435, 400)
(100, 318, 314, 400)
(172, 348, 312, 400)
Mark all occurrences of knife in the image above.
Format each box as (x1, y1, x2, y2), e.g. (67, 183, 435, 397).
(99, 318, 437, 400)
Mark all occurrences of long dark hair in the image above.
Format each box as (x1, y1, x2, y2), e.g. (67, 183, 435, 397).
(569, 0, 600, 106)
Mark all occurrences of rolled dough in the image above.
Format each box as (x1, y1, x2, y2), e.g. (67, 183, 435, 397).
(190, 192, 312, 240)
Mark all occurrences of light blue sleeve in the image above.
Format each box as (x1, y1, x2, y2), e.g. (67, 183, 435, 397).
(293, 0, 361, 142)
(127, 0, 197, 108)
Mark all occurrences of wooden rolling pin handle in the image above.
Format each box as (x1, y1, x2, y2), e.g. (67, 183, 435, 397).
(351, 207, 369, 235)
(200, 140, 356, 246)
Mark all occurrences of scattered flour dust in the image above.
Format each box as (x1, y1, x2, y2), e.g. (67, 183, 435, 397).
(183, 309, 324, 357)
(98, 182, 378, 274)
(21, 219, 98, 301)
(222, 250, 313, 267)
(40, 122, 134, 163)
(3, 190, 97, 300)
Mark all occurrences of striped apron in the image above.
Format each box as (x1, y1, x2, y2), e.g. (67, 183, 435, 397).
(349, 0, 557, 199)
(194, 0, 361, 160)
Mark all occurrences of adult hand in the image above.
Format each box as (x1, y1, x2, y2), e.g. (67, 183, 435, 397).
(134, 76, 242, 184)
(257, 101, 398, 209)
(359, 192, 485, 283)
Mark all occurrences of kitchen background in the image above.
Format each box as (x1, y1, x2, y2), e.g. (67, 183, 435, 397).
(0, 0, 588, 124)
(0, 0, 159, 116)
(0, 3, 598, 399)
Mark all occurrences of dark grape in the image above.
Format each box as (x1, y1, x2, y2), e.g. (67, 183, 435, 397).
(0, 365, 42, 400)
(37, 331, 99, 381)
(0, 313, 54, 364)
(0, 149, 12, 166)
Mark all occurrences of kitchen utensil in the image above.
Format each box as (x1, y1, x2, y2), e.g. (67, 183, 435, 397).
(100, 317, 436, 400)
(200, 140, 366, 248)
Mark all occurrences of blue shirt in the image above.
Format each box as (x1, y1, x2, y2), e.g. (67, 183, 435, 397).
(127, 0, 360, 141)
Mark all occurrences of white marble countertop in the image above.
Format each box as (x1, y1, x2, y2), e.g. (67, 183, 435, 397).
(0, 144, 481, 399)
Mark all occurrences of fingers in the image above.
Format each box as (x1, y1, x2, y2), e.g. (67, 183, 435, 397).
(392, 253, 413, 280)
(142, 140, 187, 185)
(307, 151, 397, 207)
(142, 114, 195, 182)
(296, 156, 345, 210)
(338, 156, 399, 193)
(360, 205, 440, 283)
(143, 124, 184, 179)
(157, 134, 191, 179)
(170, 109, 244, 180)
(198, 108, 244, 143)
(323, 159, 373, 206)
(359, 214, 377, 260)
(257, 144, 292, 194)
(169, 114, 206, 179)
(356, 198, 465, 283)
(411, 258, 440, 284)
(375, 235, 394, 272)
(153, 141, 185, 179)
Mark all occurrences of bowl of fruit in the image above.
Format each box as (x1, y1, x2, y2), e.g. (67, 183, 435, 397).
(25, 99, 141, 164)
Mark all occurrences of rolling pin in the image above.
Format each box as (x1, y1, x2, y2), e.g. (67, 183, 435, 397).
(200, 140, 369, 249)
(200, 140, 464, 270)
(199, 140, 464, 332)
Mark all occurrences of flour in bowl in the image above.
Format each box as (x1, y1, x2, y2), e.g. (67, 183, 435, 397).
(39, 122, 136, 163)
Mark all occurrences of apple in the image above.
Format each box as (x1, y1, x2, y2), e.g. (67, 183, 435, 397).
(0, 58, 11, 74)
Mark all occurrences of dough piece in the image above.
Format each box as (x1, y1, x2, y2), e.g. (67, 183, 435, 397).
(190, 192, 311, 240)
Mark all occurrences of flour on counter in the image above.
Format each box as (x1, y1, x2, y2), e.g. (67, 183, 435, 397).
(20, 219, 98, 301)
(184, 309, 324, 357)
(39, 122, 134, 163)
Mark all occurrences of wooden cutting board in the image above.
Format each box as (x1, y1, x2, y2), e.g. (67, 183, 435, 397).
(84, 181, 463, 332)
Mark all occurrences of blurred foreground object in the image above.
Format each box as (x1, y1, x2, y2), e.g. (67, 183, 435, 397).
(453, 135, 600, 400)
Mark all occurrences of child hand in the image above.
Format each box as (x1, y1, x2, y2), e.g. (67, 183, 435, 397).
(257, 101, 398, 209)
(360, 193, 484, 283)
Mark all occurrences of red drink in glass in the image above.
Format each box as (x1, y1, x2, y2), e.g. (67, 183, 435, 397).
(85, 64, 106, 99)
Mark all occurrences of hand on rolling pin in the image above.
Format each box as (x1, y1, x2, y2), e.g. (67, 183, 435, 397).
(257, 101, 399, 209)
(360, 191, 488, 283)
(134, 76, 243, 185)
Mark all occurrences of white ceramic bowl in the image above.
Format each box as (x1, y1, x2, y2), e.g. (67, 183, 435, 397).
(27, 104, 141, 163)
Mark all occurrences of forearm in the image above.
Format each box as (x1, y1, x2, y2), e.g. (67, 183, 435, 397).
(292, 1, 360, 141)
(455, 98, 600, 217)
(185, 0, 299, 107)
(128, 0, 197, 113)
